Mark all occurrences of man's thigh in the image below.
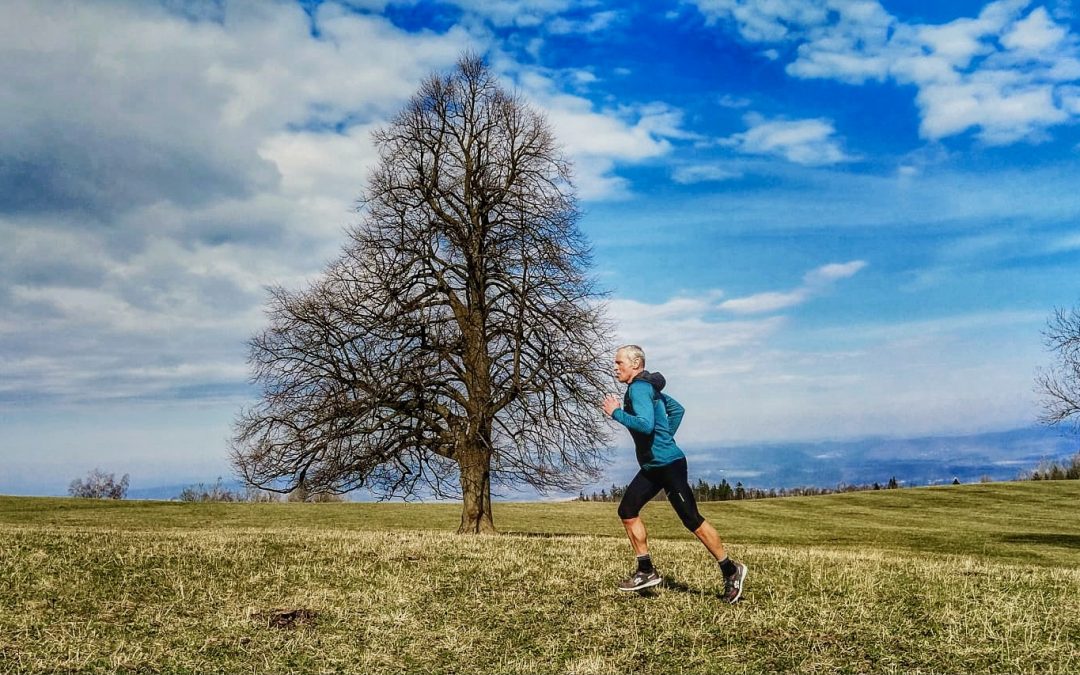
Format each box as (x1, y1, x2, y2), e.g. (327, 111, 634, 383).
(657, 459, 705, 531)
(618, 469, 663, 520)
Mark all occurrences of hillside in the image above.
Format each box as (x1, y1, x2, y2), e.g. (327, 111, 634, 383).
(2, 482, 1078, 673)
(4, 480, 1077, 566)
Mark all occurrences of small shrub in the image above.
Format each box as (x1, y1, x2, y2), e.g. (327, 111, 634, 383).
(245, 486, 282, 503)
(177, 477, 244, 502)
(176, 478, 283, 502)
(287, 484, 345, 503)
(69, 469, 129, 499)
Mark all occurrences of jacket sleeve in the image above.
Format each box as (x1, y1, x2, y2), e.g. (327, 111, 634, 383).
(612, 382, 655, 435)
(663, 394, 685, 435)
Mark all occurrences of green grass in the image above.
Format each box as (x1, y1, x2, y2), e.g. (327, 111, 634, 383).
(2, 481, 1079, 673)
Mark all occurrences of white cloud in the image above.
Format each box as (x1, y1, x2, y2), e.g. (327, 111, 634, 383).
(537, 95, 674, 160)
(258, 125, 379, 204)
(718, 94, 753, 108)
(568, 156, 632, 200)
(672, 163, 744, 183)
(607, 263, 866, 367)
(719, 260, 867, 314)
(632, 102, 701, 141)
(718, 290, 810, 314)
(443, 0, 577, 28)
(807, 260, 868, 283)
(916, 77, 1066, 143)
(724, 115, 854, 165)
(693, 0, 829, 41)
(689, 0, 1080, 144)
(911, 5, 1014, 68)
(1001, 6, 1067, 51)
(613, 291, 727, 322)
(610, 296, 787, 379)
(1045, 231, 1080, 253)
(0, 0, 694, 410)
(514, 72, 690, 198)
(0, 1, 469, 218)
(569, 69, 600, 86)
(549, 10, 621, 35)
(0, 1, 466, 408)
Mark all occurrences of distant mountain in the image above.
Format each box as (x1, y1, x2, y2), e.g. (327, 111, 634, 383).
(674, 425, 1079, 490)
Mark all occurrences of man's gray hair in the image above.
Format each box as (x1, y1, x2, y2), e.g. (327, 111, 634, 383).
(617, 344, 646, 368)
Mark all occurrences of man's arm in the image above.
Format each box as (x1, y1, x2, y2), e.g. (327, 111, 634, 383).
(663, 394, 685, 435)
(611, 382, 655, 434)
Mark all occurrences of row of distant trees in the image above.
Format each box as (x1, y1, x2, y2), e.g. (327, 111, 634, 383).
(578, 453, 1080, 503)
(65, 470, 342, 502)
(1023, 453, 1080, 481)
(578, 476, 910, 503)
(174, 478, 345, 503)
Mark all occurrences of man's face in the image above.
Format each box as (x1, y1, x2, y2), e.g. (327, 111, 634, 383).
(614, 350, 639, 384)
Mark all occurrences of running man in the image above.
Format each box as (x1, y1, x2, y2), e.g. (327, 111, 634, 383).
(601, 344, 747, 602)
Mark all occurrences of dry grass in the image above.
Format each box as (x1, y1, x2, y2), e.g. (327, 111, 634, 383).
(2, 514, 1079, 674)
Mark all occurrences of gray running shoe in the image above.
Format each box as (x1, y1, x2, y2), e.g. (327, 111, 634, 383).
(722, 561, 747, 603)
(618, 568, 662, 592)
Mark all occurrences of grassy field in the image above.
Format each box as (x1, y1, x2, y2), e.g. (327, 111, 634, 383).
(2, 481, 1079, 673)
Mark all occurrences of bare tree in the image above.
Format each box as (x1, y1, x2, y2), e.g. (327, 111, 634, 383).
(69, 468, 129, 499)
(1036, 304, 1080, 430)
(232, 54, 614, 533)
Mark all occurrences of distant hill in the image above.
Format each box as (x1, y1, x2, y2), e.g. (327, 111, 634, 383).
(574, 425, 1079, 499)
(675, 425, 1079, 490)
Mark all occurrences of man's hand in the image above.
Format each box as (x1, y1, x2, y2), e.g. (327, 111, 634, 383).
(602, 394, 621, 417)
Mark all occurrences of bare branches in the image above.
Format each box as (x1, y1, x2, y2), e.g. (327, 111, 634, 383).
(1037, 305, 1080, 430)
(232, 54, 613, 521)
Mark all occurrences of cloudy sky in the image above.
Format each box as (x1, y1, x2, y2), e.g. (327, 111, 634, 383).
(3, 0, 1080, 495)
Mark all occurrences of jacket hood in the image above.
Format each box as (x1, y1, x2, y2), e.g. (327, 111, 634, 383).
(633, 370, 666, 392)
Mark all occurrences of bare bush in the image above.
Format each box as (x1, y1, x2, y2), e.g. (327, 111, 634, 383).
(176, 478, 283, 502)
(1022, 453, 1080, 481)
(68, 469, 129, 499)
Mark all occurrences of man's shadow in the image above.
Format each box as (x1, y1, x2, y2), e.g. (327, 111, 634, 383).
(634, 574, 711, 598)
(662, 576, 694, 593)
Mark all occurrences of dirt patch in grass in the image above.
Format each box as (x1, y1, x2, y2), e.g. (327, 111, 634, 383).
(250, 607, 319, 629)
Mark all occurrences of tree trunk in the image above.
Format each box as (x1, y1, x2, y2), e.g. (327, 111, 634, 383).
(457, 450, 496, 534)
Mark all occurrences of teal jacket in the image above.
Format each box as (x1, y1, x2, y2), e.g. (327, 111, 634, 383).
(612, 371, 686, 469)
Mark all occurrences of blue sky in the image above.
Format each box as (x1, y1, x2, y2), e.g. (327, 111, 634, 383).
(3, 0, 1080, 495)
